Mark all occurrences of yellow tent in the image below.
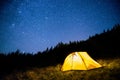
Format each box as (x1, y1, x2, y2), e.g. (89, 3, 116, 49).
(61, 52, 102, 71)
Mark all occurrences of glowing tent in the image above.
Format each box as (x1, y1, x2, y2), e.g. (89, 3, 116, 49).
(61, 52, 101, 71)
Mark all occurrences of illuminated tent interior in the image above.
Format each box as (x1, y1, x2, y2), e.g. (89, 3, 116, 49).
(61, 52, 102, 71)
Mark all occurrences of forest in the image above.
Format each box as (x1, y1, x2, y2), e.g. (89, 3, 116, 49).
(0, 24, 120, 80)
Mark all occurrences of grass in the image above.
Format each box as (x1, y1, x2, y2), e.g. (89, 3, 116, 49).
(3, 58, 120, 80)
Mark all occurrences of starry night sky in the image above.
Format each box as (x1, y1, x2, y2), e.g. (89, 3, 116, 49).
(0, 0, 120, 53)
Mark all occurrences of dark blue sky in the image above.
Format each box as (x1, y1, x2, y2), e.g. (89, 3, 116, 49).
(0, 0, 120, 53)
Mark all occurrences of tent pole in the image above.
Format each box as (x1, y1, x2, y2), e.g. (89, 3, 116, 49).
(79, 53, 88, 70)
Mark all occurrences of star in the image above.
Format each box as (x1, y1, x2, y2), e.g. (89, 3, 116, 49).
(18, 10, 22, 14)
(12, 23, 15, 26)
(0, 0, 119, 53)
(44, 16, 49, 20)
(22, 32, 25, 34)
(9, 23, 15, 29)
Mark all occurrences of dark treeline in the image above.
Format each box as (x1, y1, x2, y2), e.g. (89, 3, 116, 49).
(0, 24, 120, 78)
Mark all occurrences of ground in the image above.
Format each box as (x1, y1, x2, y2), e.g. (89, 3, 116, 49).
(3, 58, 120, 80)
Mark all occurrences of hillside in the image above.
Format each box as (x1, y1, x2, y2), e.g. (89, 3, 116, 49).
(2, 58, 120, 80)
(44, 24, 120, 61)
(86, 24, 120, 58)
(0, 24, 120, 79)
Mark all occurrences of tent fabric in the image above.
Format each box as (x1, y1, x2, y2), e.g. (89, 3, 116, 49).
(61, 52, 102, 71)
